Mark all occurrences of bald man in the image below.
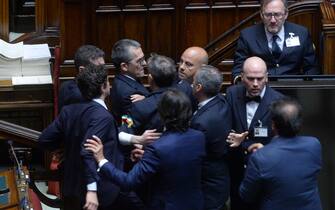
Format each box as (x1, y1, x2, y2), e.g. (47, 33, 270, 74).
(225, 56, 285, 210)
(175, 47, 209, 110)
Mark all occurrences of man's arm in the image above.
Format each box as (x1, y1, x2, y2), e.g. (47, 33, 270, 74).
(239, 154, 262, 202)
(302, 31, 319, 75)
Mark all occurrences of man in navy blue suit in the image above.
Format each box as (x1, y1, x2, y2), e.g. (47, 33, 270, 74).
(240, 97, 322, 210)
(58, 45, 105, 111)
(226, 56, 284, 210)
(39, 64, 143, 210)
(120, 54, 176, 136)
(191, 65, 232, 210)
(110, 39, 149, 124)
(85, 89, 206, 210)
(232, 0, 319, 80)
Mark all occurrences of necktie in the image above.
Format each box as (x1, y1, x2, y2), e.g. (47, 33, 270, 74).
(245, 95, 261, 103)
(272, 35, 281, 59)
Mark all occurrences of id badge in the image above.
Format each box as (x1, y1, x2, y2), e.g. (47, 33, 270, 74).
(254, 126, 268, 137)
(286, 36, 300, 47)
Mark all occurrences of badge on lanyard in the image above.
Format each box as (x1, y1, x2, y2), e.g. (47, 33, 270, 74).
(254, 120, 268, 137)
(285, 32, 300, 47)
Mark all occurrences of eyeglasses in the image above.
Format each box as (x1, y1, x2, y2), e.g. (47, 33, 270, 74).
(128, 56, 146, 66)
(262, 12, 286, 20)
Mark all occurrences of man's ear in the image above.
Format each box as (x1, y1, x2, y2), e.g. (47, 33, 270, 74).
(195, 83, 202, 93)
(78, 66, 85, 73)
(120, 62, 128, 72)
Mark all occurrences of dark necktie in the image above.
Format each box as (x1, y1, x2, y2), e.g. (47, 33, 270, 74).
(272, 35, 281, 59)
(245, 95, 261, 103)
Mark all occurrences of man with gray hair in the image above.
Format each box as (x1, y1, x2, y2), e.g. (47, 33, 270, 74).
(191, 65, 232, 210)
(232, 0, 319, 80)
(110, 39, 149, 124)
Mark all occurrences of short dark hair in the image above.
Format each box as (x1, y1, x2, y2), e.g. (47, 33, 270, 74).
(76, 64, 108, 100)
(111, 39, 141, 71)
(147, 54, 176, 88)
(261, 0, 288, 11)
(194, 65, 222, 97)
(158, 89, 192, 132)
(270, 97, 302, 137)
(74, 45, 105, 70)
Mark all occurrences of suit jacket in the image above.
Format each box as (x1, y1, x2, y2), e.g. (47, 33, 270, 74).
(232, 22, 319, 78)
(39, 101, 124, 207)
(226, 84, 284, 210)
(58, 80, 86, 111)
(174, 79, 197, 111)
(120, 88, 168, 135)
(110, 74, 149, 124)
(99, 129, 206, 210)
(191, 94, 232, 209)
(240, 136, 322, 210)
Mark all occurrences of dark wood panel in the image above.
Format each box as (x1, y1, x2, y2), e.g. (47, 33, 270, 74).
(185, 9, 210, 47)
(147, 10, 175, 56)
(45, 0, 60, 27)
(0, 0, 9, 41)
(123, 12, 147, 51)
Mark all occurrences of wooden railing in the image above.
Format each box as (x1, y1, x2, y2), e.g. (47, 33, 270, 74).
(0, 120, 63, 209)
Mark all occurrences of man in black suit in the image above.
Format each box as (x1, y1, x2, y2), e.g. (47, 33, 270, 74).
(240, 98, 322, 210)
(58, 45, 105, 111)
(226, 56, 284, 210)
(232, 0, 319, 80)
(110, 39, 149, 124)
(39, 64, 144, 210)
(191, 65, 232, 210)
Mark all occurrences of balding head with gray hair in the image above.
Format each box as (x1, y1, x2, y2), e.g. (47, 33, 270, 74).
(193, 65, 223, 97)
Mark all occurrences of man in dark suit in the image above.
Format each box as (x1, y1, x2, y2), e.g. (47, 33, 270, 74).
(226, 56, 284, 210)
(191, 65, 232, 210)
(240, 98, 322, 210)
(120, 54, 176, 136)
(110, 39, 149, 124)
(58, 45, 105, 111)
(232, 0, 319, 80)
(85, 89, 206, 210)
(175, 46, 208, 110)
(39, 64, 134, 210)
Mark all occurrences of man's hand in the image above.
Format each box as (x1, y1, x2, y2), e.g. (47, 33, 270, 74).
(130, 94, 145, 103)
(226, 131, 249, 147)
(83, 191, 99, 210)
(84, 135, 105, 163)
(132, 129, 161, 145)
(130, 144, 145, 162)
(248, 143, 264, 153)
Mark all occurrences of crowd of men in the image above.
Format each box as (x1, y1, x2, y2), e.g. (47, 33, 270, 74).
(38, 0, 322, 209)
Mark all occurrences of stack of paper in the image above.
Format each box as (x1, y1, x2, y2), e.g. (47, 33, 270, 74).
(0, 39, 51, 85)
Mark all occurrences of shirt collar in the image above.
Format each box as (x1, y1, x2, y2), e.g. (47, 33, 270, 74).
(265, 25, 285, 43)
(198, 96, 216, 110)
(93, 98, 108, 110)
(122, 74, 136, 81)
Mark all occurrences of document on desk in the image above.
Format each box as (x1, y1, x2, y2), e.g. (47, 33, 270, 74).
(12, 75, 52, 85)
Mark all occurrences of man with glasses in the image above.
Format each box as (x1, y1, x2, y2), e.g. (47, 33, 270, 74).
(110, 39, 149, 125)
(232, 0, 319, 81)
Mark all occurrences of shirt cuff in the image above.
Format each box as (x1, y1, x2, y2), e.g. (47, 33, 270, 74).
(118, 131, 133, 145)
(87, 182, 97, 191)
(97, 158, 109, 172)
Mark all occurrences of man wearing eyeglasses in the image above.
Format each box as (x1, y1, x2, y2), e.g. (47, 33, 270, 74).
(110, 39, 149, 125)
(232, 0, 319, 81)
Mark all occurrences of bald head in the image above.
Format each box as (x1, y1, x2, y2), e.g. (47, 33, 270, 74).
(241, 56, 268, 97)
(178, 47, 208, 82)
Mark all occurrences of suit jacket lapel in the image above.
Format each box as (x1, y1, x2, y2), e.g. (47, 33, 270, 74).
(119, 74, 147, 93)
(194, 95, 219, 118)
(249, 86, 271, 129)
(256, 24, 273, 57)
(279, 23, 294, 61)
(236, 87, 248, 131)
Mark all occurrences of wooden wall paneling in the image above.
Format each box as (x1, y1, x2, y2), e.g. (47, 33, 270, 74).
(212, 7, 237, 41)
(322, 28, 335, 74)
(184, 7, 211, 48)
(123, 12, 147, 53)
(147, 6, 176, 57)
(45, 0, 61, 28)
(0, 0, 9, 41)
